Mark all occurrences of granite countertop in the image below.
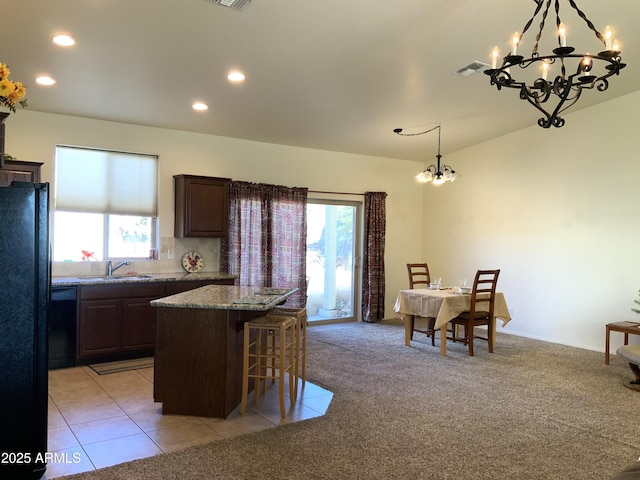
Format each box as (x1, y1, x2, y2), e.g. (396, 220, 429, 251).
(151, 285, 298, 311)
(51, 272, 237, 286)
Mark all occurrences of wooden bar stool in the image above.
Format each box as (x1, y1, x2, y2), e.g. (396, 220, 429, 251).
(240, 315, 296, 419)
(268, 307, 307, 392)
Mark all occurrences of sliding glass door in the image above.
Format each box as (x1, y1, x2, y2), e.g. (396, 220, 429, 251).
(306, 200, 360, 323)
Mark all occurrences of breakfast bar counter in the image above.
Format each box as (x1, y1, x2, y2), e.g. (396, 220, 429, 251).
(151, 285, 297, 418)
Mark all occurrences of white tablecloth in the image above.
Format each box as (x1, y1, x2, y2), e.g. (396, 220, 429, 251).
(394, 288, 511, 330)
(393, 288, 511, 354)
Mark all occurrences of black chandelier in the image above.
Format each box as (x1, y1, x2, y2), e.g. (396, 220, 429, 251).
(484, 0, 625, 128)
(394, 125, 457, 185)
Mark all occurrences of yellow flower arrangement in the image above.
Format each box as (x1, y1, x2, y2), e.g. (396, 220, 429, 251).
(0, 63, 28, 113)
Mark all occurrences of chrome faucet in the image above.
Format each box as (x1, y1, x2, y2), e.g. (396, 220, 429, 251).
(107, 260, 130, 277)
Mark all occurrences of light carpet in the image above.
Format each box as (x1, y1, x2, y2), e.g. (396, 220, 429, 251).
(62, 320, 640, 479)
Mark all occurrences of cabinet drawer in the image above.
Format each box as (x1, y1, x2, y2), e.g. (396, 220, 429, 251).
(80, 283, 165, 300)
(0, 160, 43, 186)
(165, 281, 202, 296)
(201, 278, 235, 286)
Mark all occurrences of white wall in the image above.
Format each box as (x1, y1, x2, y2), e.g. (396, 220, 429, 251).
(8, 92, 638, 350)
(422, 91, 640, 352)
(5, 110, 424, 320)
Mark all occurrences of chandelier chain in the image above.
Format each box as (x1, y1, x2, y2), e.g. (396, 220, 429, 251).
(393, 125, 440, 137)
(526, 0, 548, 54)
(568, 0, 604, 44)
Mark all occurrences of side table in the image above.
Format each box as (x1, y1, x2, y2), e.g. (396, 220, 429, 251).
(605, 321, 640, 365)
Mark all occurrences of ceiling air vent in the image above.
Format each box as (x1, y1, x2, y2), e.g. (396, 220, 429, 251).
(202, 0, 252, 11)
(454, 61, 490, 77)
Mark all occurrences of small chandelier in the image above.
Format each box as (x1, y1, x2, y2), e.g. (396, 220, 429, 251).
(394, 125, 457, 186)
(485, 0, 625, 128)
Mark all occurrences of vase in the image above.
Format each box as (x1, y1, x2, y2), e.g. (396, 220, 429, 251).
(0, 111, 8, 168)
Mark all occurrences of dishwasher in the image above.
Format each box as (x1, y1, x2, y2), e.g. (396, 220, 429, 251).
(49, 286, 77, 369)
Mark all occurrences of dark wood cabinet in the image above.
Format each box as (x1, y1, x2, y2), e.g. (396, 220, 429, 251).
(78, 300, 122, 357)
(165, 277, 235, 296)
(164, 280, 202, 296)
(174, 175, 230, 238)
(201, 278, 235, 286)
(154, 307, 263, 418)
(77, 283, 165, 361)
(122, 296, 159, 351)
(0, 159, 43, 186)
(77, 278, 235, 363)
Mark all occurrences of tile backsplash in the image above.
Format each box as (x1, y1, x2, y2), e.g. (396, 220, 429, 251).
(52, 237, 222, 277)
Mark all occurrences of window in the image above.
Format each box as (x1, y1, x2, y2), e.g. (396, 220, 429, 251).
(53, 146, 158, 262)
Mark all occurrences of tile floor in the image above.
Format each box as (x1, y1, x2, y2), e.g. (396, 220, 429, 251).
(43, 365, 333, 479)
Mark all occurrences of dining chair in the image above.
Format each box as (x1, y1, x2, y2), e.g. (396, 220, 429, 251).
(406, 263, 437, 345)
(407, 263, 430, 289)
(451, 269, 500, 356)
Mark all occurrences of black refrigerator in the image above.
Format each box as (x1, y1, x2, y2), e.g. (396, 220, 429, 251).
(0, 182, 50, 479)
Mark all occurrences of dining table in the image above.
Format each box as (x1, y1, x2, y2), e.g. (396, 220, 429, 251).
(393, 287, 512, 356)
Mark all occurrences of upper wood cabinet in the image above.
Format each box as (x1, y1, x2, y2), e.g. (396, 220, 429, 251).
(174, 175, 231, 238)
(0, 160, 43, 186)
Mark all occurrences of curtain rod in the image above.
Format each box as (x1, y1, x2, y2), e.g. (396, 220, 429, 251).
(309, 190, 365, 196)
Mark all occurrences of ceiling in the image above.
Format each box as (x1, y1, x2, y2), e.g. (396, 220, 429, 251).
(2, 0, 637, 163)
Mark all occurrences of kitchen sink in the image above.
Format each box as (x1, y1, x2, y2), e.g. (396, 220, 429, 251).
(77, 274, 153, 281)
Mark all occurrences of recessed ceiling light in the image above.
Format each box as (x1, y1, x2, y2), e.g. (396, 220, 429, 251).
(36, 75, 56, 86)
(227, 71, 245, 83)
(192, 102, 208, 111)
(53, 34, 76, 47)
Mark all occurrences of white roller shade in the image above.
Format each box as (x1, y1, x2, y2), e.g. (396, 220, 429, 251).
(55, 146, 158, 217)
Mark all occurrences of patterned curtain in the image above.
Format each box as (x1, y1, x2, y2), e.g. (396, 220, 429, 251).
(362, 191, 387, 322)
(222, 181, 308, 308)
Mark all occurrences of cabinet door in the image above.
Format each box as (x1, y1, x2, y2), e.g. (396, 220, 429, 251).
(122, 296, 157, 351)
(174, 175, 230, 237)
(78, 300, 121, 357)
(0, 160, 43, 186)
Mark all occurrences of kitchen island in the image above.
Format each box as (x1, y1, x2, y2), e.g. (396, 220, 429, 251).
(151, 285, 297, 418)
